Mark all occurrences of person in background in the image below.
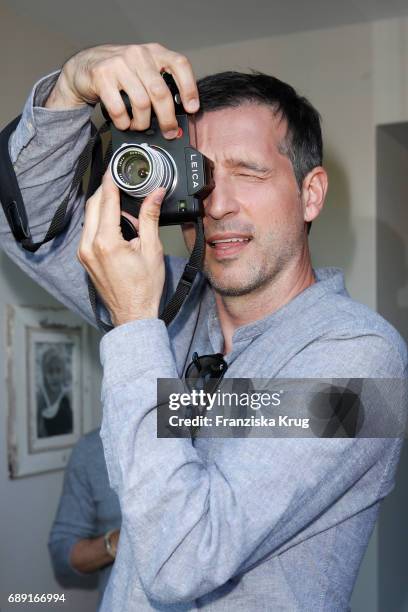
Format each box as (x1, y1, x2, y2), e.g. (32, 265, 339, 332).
(49, 428, 121, 605)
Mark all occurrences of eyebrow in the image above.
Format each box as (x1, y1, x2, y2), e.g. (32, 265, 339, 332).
(223, 157, 272, 174)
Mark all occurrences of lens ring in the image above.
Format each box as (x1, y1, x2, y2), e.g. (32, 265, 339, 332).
(110, 145, 153, 191)
(152, 145, 178, 198)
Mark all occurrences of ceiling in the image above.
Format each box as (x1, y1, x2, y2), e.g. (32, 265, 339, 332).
(4, 0, 408, 51)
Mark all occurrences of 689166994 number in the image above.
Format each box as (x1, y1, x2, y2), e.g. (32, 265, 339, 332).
(8, 593, 66, 604)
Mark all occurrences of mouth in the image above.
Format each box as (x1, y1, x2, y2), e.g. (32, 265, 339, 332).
(206, 233, 252, 258)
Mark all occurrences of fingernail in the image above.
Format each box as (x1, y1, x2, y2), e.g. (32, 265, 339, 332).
(188, 98, 199, 112)
(164, 129, 178, 139)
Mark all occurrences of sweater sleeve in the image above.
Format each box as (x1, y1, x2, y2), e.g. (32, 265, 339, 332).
(0, 71, 98, 324)
(48, 438, 98, 580)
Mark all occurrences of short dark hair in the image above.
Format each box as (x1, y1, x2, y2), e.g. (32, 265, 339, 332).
(196, 71, 323, 191)
(197, 70, 323, 233)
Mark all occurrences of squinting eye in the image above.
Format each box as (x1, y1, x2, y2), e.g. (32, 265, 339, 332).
(237, 173, 263, 180)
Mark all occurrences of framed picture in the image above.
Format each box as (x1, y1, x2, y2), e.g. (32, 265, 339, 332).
(6, 305, 92, 478)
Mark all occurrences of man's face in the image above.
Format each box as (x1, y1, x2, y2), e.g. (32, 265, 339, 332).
(183, 103, 307, 297)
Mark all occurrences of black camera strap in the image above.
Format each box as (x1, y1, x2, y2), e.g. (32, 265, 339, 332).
(0, 115, 109, 252)
(160, 216, 205, 326)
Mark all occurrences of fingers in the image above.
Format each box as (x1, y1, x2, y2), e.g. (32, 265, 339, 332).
(96, 172, 122, 237)
(77, 169, 166, 306)
(83, 44, 199, 137)
(80, 171, 163, 263)
(78, 185, 102, 262)
(98, 82, 131, 131)
(143, 68, 179, 137)
(137, 187, 166, 250)
(117, 66, 151, 131)
(157, 48, 199, 113)
(77, 172, 122, 266)
(146, 44, 200, 133)
(102, 66, 176, 136)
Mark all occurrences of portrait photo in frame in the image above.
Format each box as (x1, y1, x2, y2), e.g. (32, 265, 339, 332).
(6, 305, 92, 478)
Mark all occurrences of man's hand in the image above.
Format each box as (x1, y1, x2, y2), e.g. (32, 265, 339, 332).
(77, 172, 166, 327)
(46, 43, 199, 137)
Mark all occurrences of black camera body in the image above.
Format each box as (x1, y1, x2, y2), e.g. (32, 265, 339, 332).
(102, 74, 214, 238)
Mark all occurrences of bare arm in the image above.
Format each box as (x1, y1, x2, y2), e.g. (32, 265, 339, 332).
(69, 529, 120, 574)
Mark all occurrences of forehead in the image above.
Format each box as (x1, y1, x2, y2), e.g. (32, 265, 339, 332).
(192, 103, 288, 162)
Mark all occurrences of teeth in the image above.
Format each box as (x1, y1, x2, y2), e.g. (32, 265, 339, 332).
(212, 238, 249, 244)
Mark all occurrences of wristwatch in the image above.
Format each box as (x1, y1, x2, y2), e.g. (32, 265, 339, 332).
(104, 529, 117, 559)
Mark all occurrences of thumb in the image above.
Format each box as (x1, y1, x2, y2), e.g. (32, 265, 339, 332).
(138, 187, 166, 247)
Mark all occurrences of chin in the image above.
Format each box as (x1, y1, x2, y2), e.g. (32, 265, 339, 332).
(204, 270, 264, 297)
(204, 254, 283, 297)
(212, 285, 253, 297)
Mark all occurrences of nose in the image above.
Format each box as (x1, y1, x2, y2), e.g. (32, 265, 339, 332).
(203, 172, 240, 220)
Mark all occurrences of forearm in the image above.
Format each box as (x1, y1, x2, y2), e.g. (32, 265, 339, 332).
(45, 61, 88, 110)
(69, 532, 118, 574)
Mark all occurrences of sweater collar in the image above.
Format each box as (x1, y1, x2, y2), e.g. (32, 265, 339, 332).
(206, 268, 348, 351)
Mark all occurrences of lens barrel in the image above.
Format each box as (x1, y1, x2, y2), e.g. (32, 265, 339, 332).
(110, 143, 176, 199)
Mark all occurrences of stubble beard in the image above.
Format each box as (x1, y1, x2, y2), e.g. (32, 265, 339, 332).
(203, 231, 296, 297)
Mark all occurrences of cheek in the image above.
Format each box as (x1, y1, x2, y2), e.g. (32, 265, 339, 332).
(253, 206, 304, 248)
(241, 182, 301, 227)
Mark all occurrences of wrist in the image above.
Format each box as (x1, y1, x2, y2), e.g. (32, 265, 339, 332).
(45, 63, 86, 110)
(104, 529, 118, 560)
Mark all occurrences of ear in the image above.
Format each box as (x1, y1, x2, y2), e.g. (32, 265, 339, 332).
(301, 166, 328, 223)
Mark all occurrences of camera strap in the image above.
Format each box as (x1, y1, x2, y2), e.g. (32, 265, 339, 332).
(0, 115, 109, 252)
(87, 215, 205, 332)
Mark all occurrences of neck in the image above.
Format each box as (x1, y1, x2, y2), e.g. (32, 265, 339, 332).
(215, 251, 315, 354)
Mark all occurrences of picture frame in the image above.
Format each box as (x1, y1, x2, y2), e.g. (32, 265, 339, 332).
(6, 305, 92, 478)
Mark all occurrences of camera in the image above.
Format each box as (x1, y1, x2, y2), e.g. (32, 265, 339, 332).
(102, 74, 214, 240)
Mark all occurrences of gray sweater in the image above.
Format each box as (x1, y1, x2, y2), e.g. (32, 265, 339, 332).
(2, 72, 407, 611)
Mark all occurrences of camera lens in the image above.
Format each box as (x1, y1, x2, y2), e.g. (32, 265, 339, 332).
(122, 152, 150, 186)
(110, 143, 177, 199)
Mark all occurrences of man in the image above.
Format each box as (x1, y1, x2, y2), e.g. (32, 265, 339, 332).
(49, 429, 121, 606)
(1, 44, 407, 610)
